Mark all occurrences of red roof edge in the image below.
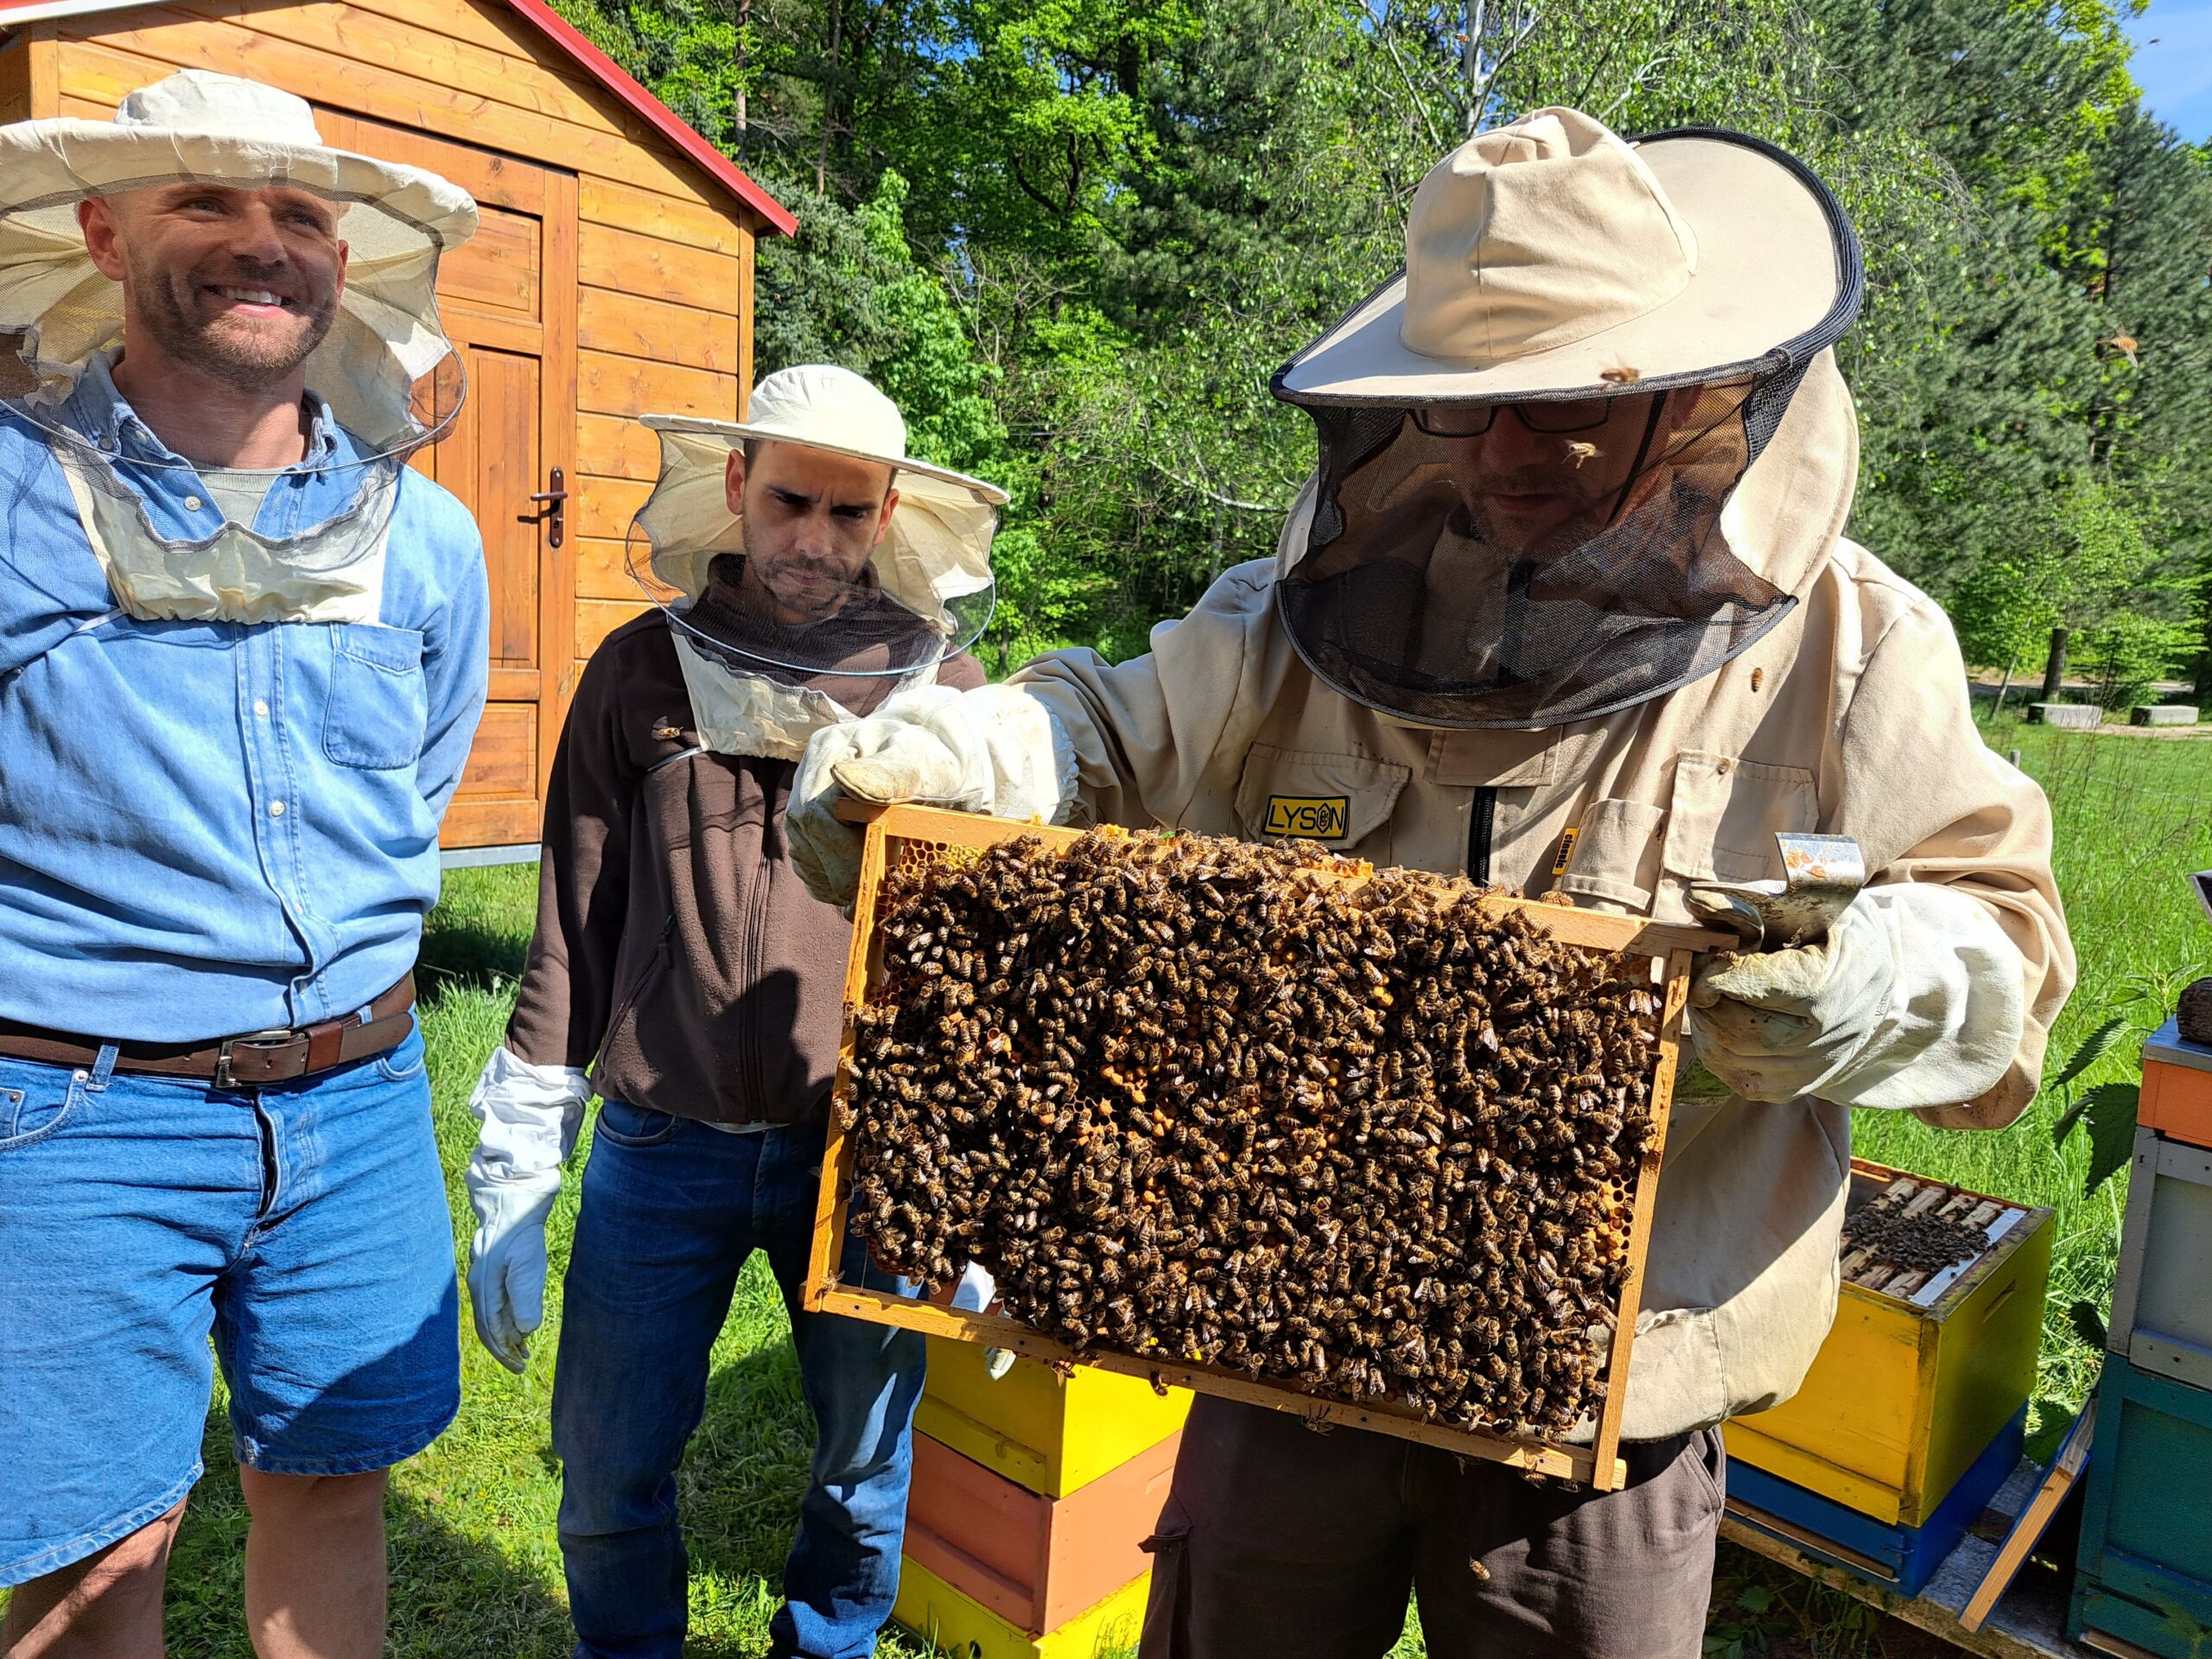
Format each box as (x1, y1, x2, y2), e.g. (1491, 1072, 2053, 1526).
(493, 0, 797, 238)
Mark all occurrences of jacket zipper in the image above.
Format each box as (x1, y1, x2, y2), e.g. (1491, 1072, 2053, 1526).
(1467, 786, 1497, 884)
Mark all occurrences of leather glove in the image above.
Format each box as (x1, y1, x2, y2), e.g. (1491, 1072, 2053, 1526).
(467, 1170, 561, 1374)
(465, 1046, 591, 1373)
(1688, 884, 2024, 1110)
(790, 683, 1073, 907)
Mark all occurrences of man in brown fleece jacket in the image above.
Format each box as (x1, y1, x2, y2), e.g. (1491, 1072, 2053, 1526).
(459, 365, 1010, 1659)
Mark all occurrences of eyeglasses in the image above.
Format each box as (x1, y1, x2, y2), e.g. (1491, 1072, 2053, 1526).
(1408, 397, 1630, 438)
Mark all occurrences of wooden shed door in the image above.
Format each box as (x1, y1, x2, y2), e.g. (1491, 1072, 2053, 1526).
(320, 112, 580, 852)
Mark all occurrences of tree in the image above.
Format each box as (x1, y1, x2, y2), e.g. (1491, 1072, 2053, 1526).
(555, 0, 2209, 681)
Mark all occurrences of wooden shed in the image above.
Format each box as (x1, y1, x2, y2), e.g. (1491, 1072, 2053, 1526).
(0, 0, 793, 858)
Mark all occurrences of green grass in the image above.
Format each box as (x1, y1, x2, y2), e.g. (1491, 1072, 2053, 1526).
(10, 721, 2206, 1656)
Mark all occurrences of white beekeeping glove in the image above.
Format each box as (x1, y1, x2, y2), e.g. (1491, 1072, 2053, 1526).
(1688, 884, 2024, 1111)
(465, 1045, 592, 1374)
(789, 683, 1074, 907)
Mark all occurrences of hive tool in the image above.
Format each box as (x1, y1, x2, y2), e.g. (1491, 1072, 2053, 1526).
(1684, 832, 1867, 950)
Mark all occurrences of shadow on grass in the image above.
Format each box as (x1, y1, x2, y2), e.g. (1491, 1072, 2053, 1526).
(161, 1408, 575, 1659)
(416, 914, 532, 1004)
(416, 864, 537, 1003)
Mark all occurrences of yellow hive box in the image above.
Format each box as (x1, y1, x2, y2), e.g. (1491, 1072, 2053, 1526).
(1723, 1160, 2053, 1528)
(895, 1555, 1149, 1659)
(916, 1336, 1193, 1499)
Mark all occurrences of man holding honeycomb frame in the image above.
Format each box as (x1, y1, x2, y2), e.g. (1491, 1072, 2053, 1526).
(790, 110, 2072, 1658)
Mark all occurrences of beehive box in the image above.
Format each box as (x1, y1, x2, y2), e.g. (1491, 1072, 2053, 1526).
(916, 1337, 1190, 1498)
(903, 1427, 1178, 1635)
(2070, 1359, 2212, 1658)
(2139, 1019, 2212, 1151)
(1725, 1403, 2027, 1596)
(2109, 1128, 2212, 1391)
(1724, 1160, 2052, 1527)
(804, 804, 1725, 1492)
(895, 1556, 1150, 1659)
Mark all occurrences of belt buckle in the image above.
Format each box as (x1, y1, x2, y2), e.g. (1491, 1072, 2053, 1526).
(215, 1028, 296, 1090)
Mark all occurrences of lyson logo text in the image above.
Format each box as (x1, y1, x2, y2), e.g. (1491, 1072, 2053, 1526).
(1262, 794, 1350, 840)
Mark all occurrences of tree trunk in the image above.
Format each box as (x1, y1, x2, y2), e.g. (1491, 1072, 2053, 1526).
(1988, 656, 2017, 723)
(734, 0, 751, 163)
(2196, 592, 2212, 705)
(2040, 626, 2069, 703)
(816, 0, 841, 196)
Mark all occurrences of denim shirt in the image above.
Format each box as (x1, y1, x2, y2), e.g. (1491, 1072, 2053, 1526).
(0, 357, 490, 1041)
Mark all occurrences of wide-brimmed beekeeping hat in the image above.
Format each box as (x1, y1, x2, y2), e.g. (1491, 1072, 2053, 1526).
(1274, 107, 1859, 409)
(0, 69, 477, 449)
(629, 363, 1004, 651)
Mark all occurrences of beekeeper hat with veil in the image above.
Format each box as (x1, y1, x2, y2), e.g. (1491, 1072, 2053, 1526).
(1269, 106, 1865, 731)
(0, 69, 477, 625)
(626, 363, 1005, 760)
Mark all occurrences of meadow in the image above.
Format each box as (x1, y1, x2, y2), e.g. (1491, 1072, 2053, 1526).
(14, 720, 2209, 1657)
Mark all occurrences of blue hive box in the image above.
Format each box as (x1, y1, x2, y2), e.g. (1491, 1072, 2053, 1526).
(2070, 1360, 2212, 1658)
(1725, 1405, 2026, 1597)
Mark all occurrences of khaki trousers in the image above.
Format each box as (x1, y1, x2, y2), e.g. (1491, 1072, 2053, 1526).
(1138, 1397, 1724, 1659)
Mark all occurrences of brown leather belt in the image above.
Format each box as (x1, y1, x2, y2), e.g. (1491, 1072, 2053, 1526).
(0, 976, 416, 1088)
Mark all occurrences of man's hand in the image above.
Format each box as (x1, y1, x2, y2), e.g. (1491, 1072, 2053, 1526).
(467, 1171, 560, 1374)
(1688, 885, 2026, 1110)
(790, 683, 1072, 907)
(1688, 897, 1899, 1104)
(790, 689, 989, 907)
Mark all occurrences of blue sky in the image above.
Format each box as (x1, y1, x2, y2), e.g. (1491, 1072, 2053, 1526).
(2123, 0, 2212, 142)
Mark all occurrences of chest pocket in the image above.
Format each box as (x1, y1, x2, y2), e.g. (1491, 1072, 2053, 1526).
(321, 623, 428, 771)
(1661, 750, 1819, 884)
(1234, 744, 1408, 858)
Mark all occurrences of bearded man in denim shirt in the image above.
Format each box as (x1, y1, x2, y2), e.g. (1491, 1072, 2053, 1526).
(0, 73, 487, 1656)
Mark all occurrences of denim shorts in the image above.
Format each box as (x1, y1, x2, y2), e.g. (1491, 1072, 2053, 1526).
(0, 1023, 461, 1586)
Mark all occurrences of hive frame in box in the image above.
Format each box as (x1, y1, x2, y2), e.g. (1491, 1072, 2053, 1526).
(802, 803, 1729, 1493)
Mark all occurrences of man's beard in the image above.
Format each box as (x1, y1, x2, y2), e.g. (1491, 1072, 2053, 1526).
(128, 251, 339, 391)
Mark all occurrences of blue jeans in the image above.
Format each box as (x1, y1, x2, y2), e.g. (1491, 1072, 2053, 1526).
(552, 1101, 925, 1659)
(0, 1025, 460, 1584)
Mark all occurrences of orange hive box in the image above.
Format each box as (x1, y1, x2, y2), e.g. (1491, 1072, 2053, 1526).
(2139, 1019, 2212, 1151)
(904, 1428, 1179, 1636)
(805, 803, 1729, 1493)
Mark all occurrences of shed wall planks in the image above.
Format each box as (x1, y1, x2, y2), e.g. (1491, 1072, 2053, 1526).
(0, 31, 31, 119)
(578, 286, 742, 375)
(579, 350, 738, 422)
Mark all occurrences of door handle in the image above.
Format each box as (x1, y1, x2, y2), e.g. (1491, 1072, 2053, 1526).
(518, 466, 568, 549)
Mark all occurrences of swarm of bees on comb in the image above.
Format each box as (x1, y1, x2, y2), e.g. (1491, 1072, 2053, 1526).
(841, 828, 1666, 1439)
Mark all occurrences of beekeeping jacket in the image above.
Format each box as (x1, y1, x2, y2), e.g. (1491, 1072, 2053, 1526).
(791, 110, 2075, 1439)
(950, 115, 2076, 1439)
(1001, 346, 2071, 1439)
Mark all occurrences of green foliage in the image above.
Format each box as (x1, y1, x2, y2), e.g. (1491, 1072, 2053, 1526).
(556, 0, 2212, 678)
(2076, 1082, 2143, 1195)
(2049, 1014, 2143, 1198)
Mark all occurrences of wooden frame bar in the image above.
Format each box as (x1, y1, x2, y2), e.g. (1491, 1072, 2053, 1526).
(804, 803, 1732, 1493)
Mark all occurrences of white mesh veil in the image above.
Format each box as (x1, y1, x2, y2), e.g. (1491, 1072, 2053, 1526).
(627, 416, 999, 693)
(0, 73, 479, 622)
(1271, 128, 1864, 731)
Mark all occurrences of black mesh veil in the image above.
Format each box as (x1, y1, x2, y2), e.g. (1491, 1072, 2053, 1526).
(1273, 129, 1863, 731)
